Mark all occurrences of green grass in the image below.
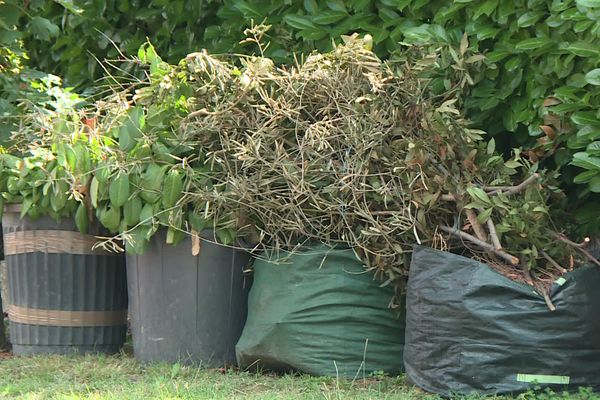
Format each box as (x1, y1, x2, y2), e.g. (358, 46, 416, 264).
(0, 354, 597, 400)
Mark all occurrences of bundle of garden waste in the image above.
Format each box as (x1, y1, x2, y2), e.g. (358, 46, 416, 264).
(4, 29, 597, 304)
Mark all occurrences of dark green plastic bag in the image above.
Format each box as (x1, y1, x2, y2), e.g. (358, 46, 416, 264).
(236, 246, 405, 377)
(405, 246, 600, 396)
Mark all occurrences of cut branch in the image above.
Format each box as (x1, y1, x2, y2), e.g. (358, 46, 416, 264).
(540, 250, 567, 274)
(486, 218, 502, 250)
(520, 261, 534, 286)
(551, 232, 600, 267)
(543, 291, 556, 312)
(440, 194, 456, 201)
(439, 225, 519, 265)
(465, 209, 487, 242)
(486, 173, 540, 196)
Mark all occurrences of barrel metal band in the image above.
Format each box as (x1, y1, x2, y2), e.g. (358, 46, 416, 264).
(7, 305, 127, 327)
(3, 230, 111, 256)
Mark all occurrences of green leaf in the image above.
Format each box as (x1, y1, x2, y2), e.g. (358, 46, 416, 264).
(216, 228, 235, 245)
(487, 138, 496, 155)
(590, 175, 600, 192)
(571, 152, 600, 170)
(297, 28, 328, 40)
(326, 0, 347, 12)
(109, 173, 130, 207)
(303, 0, 318, 13)
(52, 0, 84, 14)
(28, 17, 60, 41)
(231, 0, 263, 18)
(477, 208, 493, 224)
(162, 169, 184, 208)
(75, 203, 89, 234)
(473, 0, 498, 19)
(564, 41, 600, 57)
(467, 187, 492, 206)
(517, 11, 543, 27)
(571, 111, 600, 126)
(90, 176, 99, 208)
(576, 0, 600, 7)
(585, 69, 600, 85)
(283, 14, 319, 30)
(515, 37, 553, 51)
(587, 141, 600, 156)
(573, 170, 599, 183)
(312, 11, 348, 24)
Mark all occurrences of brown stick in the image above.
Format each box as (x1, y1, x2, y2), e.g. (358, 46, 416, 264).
(540, 250, 567, 274)
(486, 173, 540, 196)
(477, 208, 502, 250)
(520, 261, 534, 286)
(551, 232, 600, 267)
(543, 291, 556, 312)
(440, 194, 456, 201)
(465, 209, 487, 242)
(439, 225, 519, 265)
(486, 219, 502, 250)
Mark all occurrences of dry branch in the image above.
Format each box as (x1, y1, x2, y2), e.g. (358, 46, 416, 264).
(543, 291, 556, 312)
(540, 250, 567, 274)
(485, 218, 502, 250)
(551, 232, 600, 267)
(486, 173, 540, 195)
(465, 209, 487, 242)
(438, 225, 519, 265)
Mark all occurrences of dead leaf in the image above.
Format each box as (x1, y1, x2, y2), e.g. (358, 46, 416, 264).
(539, 125, 556, 139)
(543, 97, 561, 107)
(191, 230, 201, 256)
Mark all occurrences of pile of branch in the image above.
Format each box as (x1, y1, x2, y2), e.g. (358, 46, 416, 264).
(108, 33, 597, 296)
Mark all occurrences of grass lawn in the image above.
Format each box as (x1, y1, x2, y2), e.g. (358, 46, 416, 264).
(0, 352, 433, 400)
(0, 353, 598, 400)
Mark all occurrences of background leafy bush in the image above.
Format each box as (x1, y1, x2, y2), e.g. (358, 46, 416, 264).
(1, 0, 83, 146)
(11, 0, 600, 232)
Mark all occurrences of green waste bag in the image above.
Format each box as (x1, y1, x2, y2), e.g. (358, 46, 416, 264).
(405, 246, 600, 396)
(235, 246, 405, 377)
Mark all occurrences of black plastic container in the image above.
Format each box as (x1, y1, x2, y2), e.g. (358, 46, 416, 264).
(2, 205, 128, 355)
(126, 230, 251, 365)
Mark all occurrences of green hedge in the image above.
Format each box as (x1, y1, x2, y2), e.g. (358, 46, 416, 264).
(6, 0, 600, 232)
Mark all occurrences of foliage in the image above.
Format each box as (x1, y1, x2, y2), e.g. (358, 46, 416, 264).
(0, 0, 83, 147)
(0, 106, 104, 230)
(12, 0, 221, 88)
(87, 44, 244, 254)
(16, 0, 600, 232)
(82, 31, 586, 295)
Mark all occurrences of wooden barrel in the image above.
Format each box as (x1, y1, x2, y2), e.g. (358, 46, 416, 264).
(2, 205, 128, 355)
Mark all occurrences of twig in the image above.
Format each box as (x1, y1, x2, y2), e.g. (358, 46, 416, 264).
(486, 218, 502, 250)
(439, 225, 519, 265)
(465, 209, 487, 241)
(540, 250, 567, 274)
(440, 194, 456, 201)
(543, 291, 556, 312)
(486, 173, 540, 195)
(551, 232, 600, 267)
(520, 261, 534, 286)
(477, 207, 502, 250)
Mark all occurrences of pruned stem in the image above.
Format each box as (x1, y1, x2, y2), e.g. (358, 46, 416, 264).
(543, 291, 556, 312)
(486, 218, 502, 250)
(520, 261, 534, 286)
(540, 250, 567, 274)
(551, 232, 600, 267)
(439, 225, 519, 265)
(486, 173, 540, 196)
(465, 209, 487, 242)
(440, 194, 456, 201)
